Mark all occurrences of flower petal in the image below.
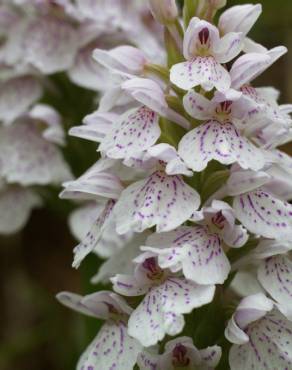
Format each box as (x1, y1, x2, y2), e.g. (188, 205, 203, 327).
(77, 320, 142, 370)
(91, 232, 149, 284)
(60, 159, 124, 201)
(183, 17, 220, 60)
(214, 32, 243, 64)
(183, 90, 212, 121)
(233, 189, 292, 240)
(219, 4, 262, 36)
(99, 106, 160, 160)
(226, 168, 271, 196)
(170, 57, 231, 92)
(230, 47, 287, 90)
(24, 16, 78, 74)
(72, 200, 133, 267)
(122, 77, 190, 129)
(0, 186, 42, 235)
(69, 112, 116, 143)
(69, 202, 106, 242)
(0, 122, 72, 186)
(92, 45, 146, 75)
(178, 120, 265, 172)
(127, 277, 215, 346)
(143, 226, 230, 285)
(258, 255, 292, 311)
(229, 310, 292, 370)
(113, 170, 201, 234)
(29, 104, 65, 145)
(0, 76, 43, 124)
(68, 44, 114, 91)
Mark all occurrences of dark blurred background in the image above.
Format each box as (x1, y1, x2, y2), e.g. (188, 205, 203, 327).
(1, 1, 292, 369)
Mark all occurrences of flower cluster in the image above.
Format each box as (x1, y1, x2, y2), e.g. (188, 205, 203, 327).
(0, 0, 161, 234)
(57, 1, 292, 369)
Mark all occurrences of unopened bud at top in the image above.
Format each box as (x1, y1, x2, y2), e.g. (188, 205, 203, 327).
(148, 0, 178, 25)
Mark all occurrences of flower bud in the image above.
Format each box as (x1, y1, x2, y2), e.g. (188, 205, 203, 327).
(148, 0, 178, 25)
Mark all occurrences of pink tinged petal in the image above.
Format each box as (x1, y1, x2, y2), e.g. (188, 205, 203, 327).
(170, 57, 231, 92)
(68, 44, 113, 91)
(230, 46, 287, 89)
(0, 76, 43, 124)
(178, 120, 265, 172)
(199, 345, 222, 368)
(56, 291, 99, 318)
(225, 315, 250, 345)
(183, 18, 220, 60)
(69, 203, 105, 242)
(91, 232, 149, 284)
(147, 144, 192, 177)
(77, 320, 142, 370)
(213, 32, 244, 64)
(122, 78, 190, 129)
(243, 37, 268, 54)
(113, 171, 201, 234)
(183, 90, 213, 121)
(0, 187, 42, 235)
(99, 106, 161, 160)
(69, 112, 116, 142)
(225, 293, 274, 345)
(72, 200, 133, 267)
(258, 255, 292, 311)
(24, 16, 78, 74)
(0, 123, 72, 186)
(60, 160, 123, 201)
(222, 224, 248, 248)
(233, 189, 292, 240)
(137, 351, 159, 370)
(231, 268, 264, 297)
(127, 277, 215, 346)
(219, 4, 262, 36)
(228, 310, 292, 370)
(92, 45, 147, 75)
(29, 104, 65, 145)
(226, 169, 271, 196)
(111, 274, 149, 297)
(57, 290, 132, 318)
(143, 226, 230, 285)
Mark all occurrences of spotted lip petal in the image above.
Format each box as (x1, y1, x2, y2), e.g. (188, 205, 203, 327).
(77, 320, 142, 370)
(142, 226, 230, 285)
(57, 290, 142, 370)
(178, 120, 265, 172)
(99, 106, 161, 160)
(113, 170, 201, 234)
(170, 56, 231, 92)
(113, 274, 215, 347)
(233, 189, 292, 240)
